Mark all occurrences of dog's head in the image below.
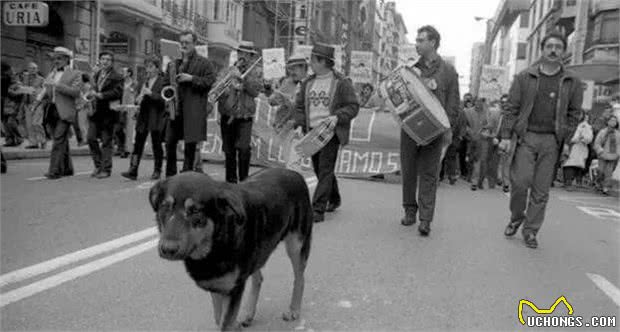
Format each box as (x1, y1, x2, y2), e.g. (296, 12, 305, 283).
(149, 173, 246, 261)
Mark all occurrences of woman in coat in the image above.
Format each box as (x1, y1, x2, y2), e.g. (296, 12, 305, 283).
(594, 114, 620, 195)
(562, 111, 593, 190)
(121, 57, 166, 180)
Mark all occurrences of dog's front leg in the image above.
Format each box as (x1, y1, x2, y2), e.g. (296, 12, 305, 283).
(240, 270, 263, 327)
(220, 284, 245, 331)
(210, 292, 224, 327)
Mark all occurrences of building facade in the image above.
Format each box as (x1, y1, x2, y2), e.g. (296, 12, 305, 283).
(469, 42, 485, 95)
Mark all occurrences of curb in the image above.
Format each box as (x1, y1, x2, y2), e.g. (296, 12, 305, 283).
(3, 147, 91, 160)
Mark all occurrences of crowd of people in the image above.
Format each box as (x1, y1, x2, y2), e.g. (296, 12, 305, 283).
(1, 25, 619, 249)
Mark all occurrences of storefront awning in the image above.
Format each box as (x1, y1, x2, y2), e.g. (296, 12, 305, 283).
(565, 63, 620, 84)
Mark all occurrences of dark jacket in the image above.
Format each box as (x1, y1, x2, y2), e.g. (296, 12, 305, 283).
(500, 62, 583, 145)
(92, 68, 123, 124)
(164, 50, 216, 142)
(217, 61, 262, 120)
(414, 55, 460, 129)
(136, 75, 166, 133)
(293, 70, 359, 146)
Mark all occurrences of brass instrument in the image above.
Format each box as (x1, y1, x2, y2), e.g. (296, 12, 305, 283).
(208, 56, 262, 105)
(161, 60, 179, 120)
(30, 68, 57, 111)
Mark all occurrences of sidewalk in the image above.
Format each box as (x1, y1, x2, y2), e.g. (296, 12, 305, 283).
(1, 138, 90, 160)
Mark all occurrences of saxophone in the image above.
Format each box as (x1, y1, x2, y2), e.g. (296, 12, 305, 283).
(31, 68, 57, 111)
(161, 60, 179, 120)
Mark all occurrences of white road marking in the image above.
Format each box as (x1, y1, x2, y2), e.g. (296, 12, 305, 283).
(0, 240, 158, 308)
(576, 206, 620, 221)
(557, 195, 620, 209)
(587, 273, 620, 307)
(0, 227, 157, 288)
(26, 171, 91, 181)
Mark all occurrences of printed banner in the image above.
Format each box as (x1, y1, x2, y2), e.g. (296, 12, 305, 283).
(262, 48, 286, 80)
(350, 51, 373, 84)
(478, 65, 509, 101)
(198, 96, 405, 177)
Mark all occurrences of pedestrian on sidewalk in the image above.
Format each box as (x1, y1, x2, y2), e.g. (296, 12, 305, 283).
(217, 41, 262, 183)
(562, 111, 593, 191)
(121, 57, 166, 181)
(163, 30, 216, 177)
(593, 114, 619, 195)
(19, 62, 46, 149)
(499, 33, 583, 249)
(399, 25, 460, 235)
(87, 51, 123, 179)
(496, 94, 512, 192)
(2, 62, 24, 147)
(292, 43, 360, 223)
(41, 47, 83, 179)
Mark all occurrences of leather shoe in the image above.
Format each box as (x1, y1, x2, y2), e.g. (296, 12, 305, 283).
(524, 233, 538, 249)
(95, 171, 111, 179)
(313, 212, 324, 223)
(326, 201, 340, 212)
(401, 208, 416, 226)
(418, 220, 431, 236)
(504, 221, 522, 237)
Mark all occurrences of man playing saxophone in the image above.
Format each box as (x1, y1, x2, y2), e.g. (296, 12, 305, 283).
(217, 41, 262, 183)
(163, 30, 216, 176)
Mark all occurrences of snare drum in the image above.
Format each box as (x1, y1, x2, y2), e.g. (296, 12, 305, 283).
(294, 118, 336, 157)
(378, 66, 450, 145)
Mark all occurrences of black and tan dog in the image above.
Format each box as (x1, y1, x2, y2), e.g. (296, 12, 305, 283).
(149, 168, 313, 331)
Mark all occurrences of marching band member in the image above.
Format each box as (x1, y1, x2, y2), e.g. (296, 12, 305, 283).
(41, 47, 83, 179)
(269, 53, 308, 131)
(87, 51, 123, 179)
(121, 56, 166, 181)
(400, 26, 460, 236)
(292, 43, 359, 223)
(164, 30, 216, 177)
(217, 41, 262, 183)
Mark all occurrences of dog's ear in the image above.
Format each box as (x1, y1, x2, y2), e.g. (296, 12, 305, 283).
(214, 188, 246, 225)
(149, 179, 167, 211)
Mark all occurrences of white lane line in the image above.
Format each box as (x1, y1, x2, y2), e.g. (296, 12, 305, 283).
(587, 273, 620, 307)
(26, 171, 91, 181)
(0, 239, 158, 308)
(0, 227, 157, 288)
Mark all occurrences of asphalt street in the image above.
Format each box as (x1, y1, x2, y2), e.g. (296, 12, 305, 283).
(1, 156, 619, 331)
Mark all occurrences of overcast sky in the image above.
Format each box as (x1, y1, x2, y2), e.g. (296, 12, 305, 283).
(395, 0, 501, 93)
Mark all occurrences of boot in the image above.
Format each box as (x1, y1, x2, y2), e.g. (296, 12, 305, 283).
(238, 151, 251, 182)
(121, 155, 140, 180)
(151, 157, 162, 180)
(224, 152, 238, 183)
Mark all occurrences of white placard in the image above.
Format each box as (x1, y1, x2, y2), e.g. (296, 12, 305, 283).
(331, 44, 344, 73)
(479, 65, 509, 101)
(262, 48, 286, 80)
(399, 44, 419, 67)
(350, 51, 373, 83)
(229, 50, 238, 67)
(195, 44, 209, 59)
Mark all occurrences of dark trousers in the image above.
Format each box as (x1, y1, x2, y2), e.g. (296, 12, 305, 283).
(510, 132, 559, 236)
(165, 119, 197, 176)
(220, 115, 253, 183)
(401, 130, 443, 222)
(311, 135, 341, 214)
(563, 166, 582, 186)
(87, 119, 115, 173)
(114, 112, 127, 153)
(133, 129, 163, 169)
(3, 114, 23, 145)
(441, 142, 459, 180)
(48, 118, 74, 176)
(72, 113, 83, 143)
(457, 138, 470, 179)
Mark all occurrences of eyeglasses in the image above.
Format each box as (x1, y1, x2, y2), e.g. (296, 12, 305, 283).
(415, 38, 428, 43)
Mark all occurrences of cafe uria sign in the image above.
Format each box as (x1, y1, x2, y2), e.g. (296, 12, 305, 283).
(2, 1, 49, 26)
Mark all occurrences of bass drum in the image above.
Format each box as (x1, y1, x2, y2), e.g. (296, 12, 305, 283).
(378, 66, 450, 145)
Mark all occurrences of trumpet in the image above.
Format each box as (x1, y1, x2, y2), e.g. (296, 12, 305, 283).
(161, 60, 179, 120)
(208, 56, 262, 105)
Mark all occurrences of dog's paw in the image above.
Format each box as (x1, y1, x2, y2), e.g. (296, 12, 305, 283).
(240, 316, 254, 327)
(282, 310, 300, 321)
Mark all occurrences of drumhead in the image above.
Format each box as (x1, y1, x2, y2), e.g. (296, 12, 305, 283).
(397, 67, 450, 128)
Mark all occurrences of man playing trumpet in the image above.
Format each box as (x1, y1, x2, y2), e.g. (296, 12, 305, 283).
(217, 41, 262, 183)
(163, 30, 216, 176)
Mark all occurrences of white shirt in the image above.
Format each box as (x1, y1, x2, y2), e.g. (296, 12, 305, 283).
(308, 71, 335, 128)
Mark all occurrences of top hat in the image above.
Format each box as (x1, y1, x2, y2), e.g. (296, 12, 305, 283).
(286, 53, 307, 67)
(311, 43, 335, 61)
(49, 46, 73, 59)
(236, 41, 258, 55)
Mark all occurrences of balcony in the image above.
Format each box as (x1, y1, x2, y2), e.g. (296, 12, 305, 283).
(102, 0, 162, 23)
(158, 2, 208, 42)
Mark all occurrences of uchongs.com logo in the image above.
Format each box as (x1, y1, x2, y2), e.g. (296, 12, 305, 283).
(518, 296, 616, 328)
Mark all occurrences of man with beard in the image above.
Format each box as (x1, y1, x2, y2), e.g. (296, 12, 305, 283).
(87, 51, 123, 179)
(164, 30, 216, 176)
(400, 26, 460, 236)
(499, 33, 582, 249)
